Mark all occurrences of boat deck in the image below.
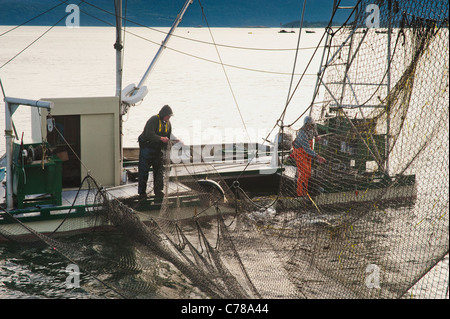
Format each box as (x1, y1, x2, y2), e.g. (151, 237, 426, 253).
(0, 177, 229, 238)
(0, 150, 281, 238)
(278, 165, 417, 209)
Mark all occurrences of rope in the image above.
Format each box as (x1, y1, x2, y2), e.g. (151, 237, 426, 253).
(285, 0, 307, 112)
(197, 0, 251, 143)
(79, 0, 323, 53)
(0, 1, 85, 70)
(0, 0, 70, 37)
(261, 0, 345, 142)
(229, 0, 365, 211)
(67, 0, 318, 76)
(0, 77, 6, 98)
(47, 175, 99, 236)
(0, 204, 128, 299)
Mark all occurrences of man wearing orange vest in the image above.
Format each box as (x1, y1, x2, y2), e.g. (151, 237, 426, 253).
(138, 105, 177, 198)
(292, 116, 326, 197)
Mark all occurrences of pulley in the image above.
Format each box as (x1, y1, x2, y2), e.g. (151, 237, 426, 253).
(121, 84, 148, 105)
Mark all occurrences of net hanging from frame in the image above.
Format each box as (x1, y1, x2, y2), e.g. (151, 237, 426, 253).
(1, 0, 448, 299)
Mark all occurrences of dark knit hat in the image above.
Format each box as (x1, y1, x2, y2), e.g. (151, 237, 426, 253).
(159, 105, 174, 118)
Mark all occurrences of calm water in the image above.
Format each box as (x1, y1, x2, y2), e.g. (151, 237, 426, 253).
(0, 231, 209, 299)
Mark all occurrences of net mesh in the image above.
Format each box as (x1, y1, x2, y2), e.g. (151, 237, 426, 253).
(1, 0, 448, 299)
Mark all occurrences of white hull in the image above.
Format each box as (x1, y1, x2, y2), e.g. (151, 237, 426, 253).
(276, 184, 417, 210)
(0, 180, 234, 240)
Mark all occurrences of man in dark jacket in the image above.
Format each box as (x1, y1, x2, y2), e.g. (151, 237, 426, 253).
(137, 105, 176, 198)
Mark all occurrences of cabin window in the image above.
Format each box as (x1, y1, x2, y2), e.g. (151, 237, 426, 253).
(366, 161, 378, 173)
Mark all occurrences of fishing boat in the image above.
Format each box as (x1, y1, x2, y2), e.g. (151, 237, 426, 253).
(279, 29, 295, 33)
(0, 95, 232, 240)
(0, 0, 422, 239)
(0, 0, 447, 300)
(0, 0, 284, 240)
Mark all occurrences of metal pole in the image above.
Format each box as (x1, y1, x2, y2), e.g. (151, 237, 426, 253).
(137, 0, 193, 89)
(3, 97, 53, 210)
(4, 101, 14, 210)
(115, 0, 124, 181)
(115, 0, 123, 98)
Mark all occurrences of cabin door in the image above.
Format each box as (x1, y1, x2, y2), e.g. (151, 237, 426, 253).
(47, 115, 81, 188)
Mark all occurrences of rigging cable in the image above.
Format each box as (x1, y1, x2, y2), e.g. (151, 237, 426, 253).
(209, 0, 325, 210)
(79, 0, 322, 53)
(197, 0, 251, 142)
(0, 77, 6, 98)
(230, 0, 360, 211)
(61, 3, 315, 77)
(0, 0, 85, 70)
(284, 0, 307, 121)
(0, 1, 319, 77)
(222, 0, 312, 208)
(285, 0, 363, 128)
(260, 0, 346, 146)
(0, 0, 70, 37)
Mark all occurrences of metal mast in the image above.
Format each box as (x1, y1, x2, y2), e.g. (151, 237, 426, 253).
(121, 0, 193, 105)
(114, 0, 124, 176)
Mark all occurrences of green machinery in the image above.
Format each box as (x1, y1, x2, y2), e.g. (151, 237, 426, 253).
(12, 142, 62, 208)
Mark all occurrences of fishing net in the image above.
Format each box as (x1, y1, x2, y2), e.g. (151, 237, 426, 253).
(275, 0, 449, 298)
(1, 0, 448, 299)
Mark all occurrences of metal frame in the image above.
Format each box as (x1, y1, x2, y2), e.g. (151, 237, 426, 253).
(4, 97, 53, 210)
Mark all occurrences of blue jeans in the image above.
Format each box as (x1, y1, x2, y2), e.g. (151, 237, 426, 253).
(138, 144, 164, 196)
